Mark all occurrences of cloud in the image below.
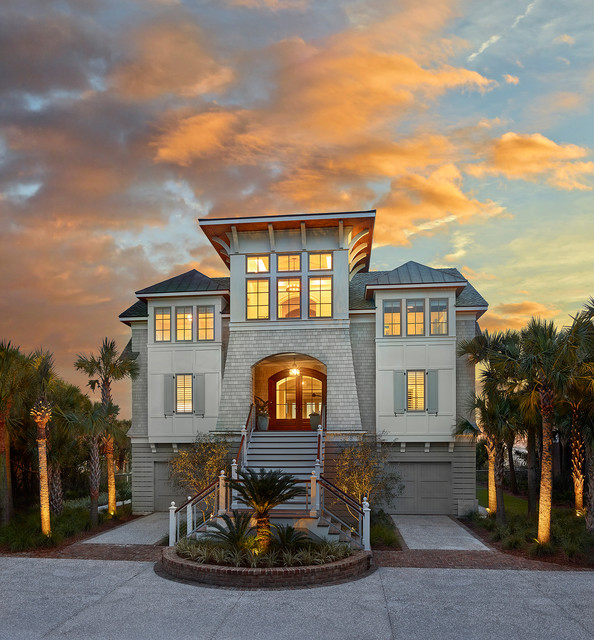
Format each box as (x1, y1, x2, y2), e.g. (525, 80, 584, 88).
(503, 74, 519, 85)
(226, 0, 309, 9)
(553, 34, 575, 45)
(467, 132, 594, 190)
(461, 266, 497, 281)
(481, 299, 559, 331)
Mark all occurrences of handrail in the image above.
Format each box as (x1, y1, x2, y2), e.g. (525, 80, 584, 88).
(174, 478, 219, 513)
(319, 475, 363, 513)
(236, 403, 255, 463)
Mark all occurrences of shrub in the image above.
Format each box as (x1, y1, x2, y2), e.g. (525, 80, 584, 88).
(370, 523, 399, 547)
(169, 434, 230, 495)
(206, 511, 256, 551)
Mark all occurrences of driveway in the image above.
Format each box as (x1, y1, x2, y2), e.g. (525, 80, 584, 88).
(0, 557, 592, 640)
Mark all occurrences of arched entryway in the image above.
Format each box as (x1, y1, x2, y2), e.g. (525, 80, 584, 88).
(252, 353, 327, 431)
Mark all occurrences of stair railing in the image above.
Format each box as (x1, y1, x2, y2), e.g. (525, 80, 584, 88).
(316, 403, 327, 475)
(235, 403, 256, 470)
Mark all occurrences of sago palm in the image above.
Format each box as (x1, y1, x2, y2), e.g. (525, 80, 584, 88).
(75, 338, 138, 516)
(230, 468, 304, 550)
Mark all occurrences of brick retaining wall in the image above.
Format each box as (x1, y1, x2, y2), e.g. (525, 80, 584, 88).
(162, 547, 373, 588)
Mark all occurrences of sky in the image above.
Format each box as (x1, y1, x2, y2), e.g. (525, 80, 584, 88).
(1, 0, 593, 417)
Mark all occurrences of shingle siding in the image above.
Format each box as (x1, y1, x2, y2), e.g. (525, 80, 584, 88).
(456, 315, 477, 422)
(349, 320, 376, 434)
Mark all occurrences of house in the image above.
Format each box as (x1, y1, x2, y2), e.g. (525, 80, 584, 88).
(119, 210, 487, 518)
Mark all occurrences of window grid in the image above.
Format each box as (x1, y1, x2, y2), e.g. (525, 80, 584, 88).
(246, 255, 269, 273)
(430, 299, 448, 335)
(407, 299, 425, 336)
(309, 252, 333, 271)
(197, 306, 214, 340)
(309, 277, 332, 318)
(175, 306, 193, 341)
(407, 370, 425, 412)
(176, 374, 192, 413)
(277, 254, 301, 272)
(246, 279, 269, 320)
(277, 278, 301, 319)
(383, 300, 401, 336)
(155, 307, 171, 342)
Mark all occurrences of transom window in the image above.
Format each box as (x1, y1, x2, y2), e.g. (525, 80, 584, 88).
(407, 371, 425, 411)
(246, 255, 269, 273)
(430, 299, 448, 335)
(197, 306, 214, 340)
(309, 253, 332, 271)
(176, 374, 192, 413)
(155, 307, 171, 342)
(407, 299, 425, 336)
(246, 279, 269, 320)
(383, 300, 401, 336)
(277, 254, 301, 272)
(309, 277, 332, 317)
(175, 307, 193, 341)
(277, 278, 301, 319)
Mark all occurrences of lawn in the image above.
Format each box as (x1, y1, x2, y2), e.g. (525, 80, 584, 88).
(476, 487, 532, 517)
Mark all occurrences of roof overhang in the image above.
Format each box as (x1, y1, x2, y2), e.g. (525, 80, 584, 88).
(134, 289, 230, 300)
(456, 306, 489, 319)
(364, 281, 467, 299)
(199, 210, 375, 272)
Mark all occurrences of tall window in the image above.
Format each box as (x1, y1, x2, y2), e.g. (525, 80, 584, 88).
(197, 306, 214, 340)
(175, 307, 192, 341)
(430, 299, 448, 335)
(246, 255, 269, 273)
(277, 278, 301, 319)
(407, 371, 425, 411)
(309, 277, 332, 317)
(309, 253, 332, 271)
(407, 299, 424, 336)
(278, 254, 301, 272)
(246, 279, 269, 319)
(383, 300, 401, 336)
(155, 307, 171, 342)
(176, 374, 192, 413)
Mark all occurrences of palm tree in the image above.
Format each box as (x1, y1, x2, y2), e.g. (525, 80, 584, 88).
(74, 338, 138, 516)
(0, 342, 31, 525)
(230, 468, 304, 550)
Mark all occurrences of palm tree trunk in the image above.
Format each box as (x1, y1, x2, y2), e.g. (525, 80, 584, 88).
(0, 409, 14, 525)
(486, 439, 497, 514)
(49, 463, 64, 515)
(537, 388, 555, 544)
(570, 406, 585, 512)
(89, 436, 100, 527)
(494, 442, 506, 526)
(36, 420, 51, 536)
(506, 434, 519, 494)
(255, 514, 271, 550)
(105, 435, 117, 516)
(526, 424, 538, 516)
(585, 442, 594, 534)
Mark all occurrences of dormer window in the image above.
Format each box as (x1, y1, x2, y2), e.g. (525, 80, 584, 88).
(175, 307, 193, 341)
(246, 255, 269, 273)
(278, 254, 301, 272)
(309, 253, 332, 271)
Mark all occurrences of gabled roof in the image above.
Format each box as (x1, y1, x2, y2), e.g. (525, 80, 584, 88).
(365, 261, 466, 286)
(135, 269, 230, 296)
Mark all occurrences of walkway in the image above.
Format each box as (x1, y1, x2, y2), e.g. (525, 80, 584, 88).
(392, 515, 489, 551)
(81, 512, 168, 545)
(0, 557, 592, 640)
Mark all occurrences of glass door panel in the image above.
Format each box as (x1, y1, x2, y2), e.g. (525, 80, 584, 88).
(276, 376, 297, 420)
(301, 376, 322, 419)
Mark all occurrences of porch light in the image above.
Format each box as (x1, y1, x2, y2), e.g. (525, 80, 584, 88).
(289, 358, 300, 376)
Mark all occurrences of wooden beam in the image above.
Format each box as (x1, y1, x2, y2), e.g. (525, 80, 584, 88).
(268, 223, 275, 252)
(231, 225, 239, 253)
(301, 222, 307, 250)
(338, 220, 344, 249)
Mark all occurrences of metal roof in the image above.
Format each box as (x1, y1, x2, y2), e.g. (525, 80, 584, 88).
(135, 269, 230, 296)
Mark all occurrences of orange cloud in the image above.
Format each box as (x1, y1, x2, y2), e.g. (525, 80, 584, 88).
(503, 74, 519, 85)
(553, 34, 575, 45)
(468, 132, 594, 190)
(461, 266, 497, 281)
(480, 300, 560, 332)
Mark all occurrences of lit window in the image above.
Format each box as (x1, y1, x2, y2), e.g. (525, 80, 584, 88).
(176, 374, 192, 413)
(383, 300, 401, 336)
(278, 278, 301, 319)
(309, 253, 332, 271)
(155, 308, 171, 342)
(309, 277, 332, 317)
(176, 307, 193, 341)
(246, 255, 269, 273)
(407, 299, 424, 336)
(246, 279, 269, 320)
(277, 254, 301, 272)
(430, 299, 448, 335)
(197, 306, 214, 340)
(407, 371, 425, 411)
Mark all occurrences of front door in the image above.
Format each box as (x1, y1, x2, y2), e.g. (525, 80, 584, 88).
(268, 368, 326, 430)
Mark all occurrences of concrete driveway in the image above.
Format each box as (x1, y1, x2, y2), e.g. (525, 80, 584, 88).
(0, 557, 592, 640)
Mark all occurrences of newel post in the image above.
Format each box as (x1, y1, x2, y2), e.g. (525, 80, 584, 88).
(218, 470, 227, 516)
(314, 458, 321, 479)
(309, 470, 318, 517)
(168, 501, 176, 546)
(241, 427, 248, 467)
(231, 459, 238, 509)
(362, 497, 371, 551)
(186, 496, 192, 536)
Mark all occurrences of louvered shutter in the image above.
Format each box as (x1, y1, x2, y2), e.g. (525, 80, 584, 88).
(393, 370, 406, 414)
(164, 374, 175, 416)
(193, 373, 205, 417)
(427, 370, 438, 414)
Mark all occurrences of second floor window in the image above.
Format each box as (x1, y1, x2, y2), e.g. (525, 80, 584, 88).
(309, 252, 332, 271)
(176, 307, 193, 341)
(278, 278, 301, 319)
(246, 255, 269, 273)
(407, 299, 424, 336)
(246, 279, 269, 320)
(383, 300, 401, 336)
(430, 299, 448, 335)
(176, 374, 192, 413)
(197, 306, 214, 340)
(155, 307, 171, 342)
(309, 277, 332, 317)
(278, 254, 301, 272)
(407, 370, 425, 411)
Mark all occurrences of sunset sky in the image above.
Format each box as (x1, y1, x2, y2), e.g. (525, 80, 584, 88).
(1, 0, 593, 417)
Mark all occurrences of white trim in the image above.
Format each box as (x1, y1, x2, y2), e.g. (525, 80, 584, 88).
(136, 290, 229, 298)
(349, 309, 375, 315)
(199, 210, 376, 227)
(366, 282, 466, 293)
(119, 317, 148, 323)
(455, 306, 488, 312)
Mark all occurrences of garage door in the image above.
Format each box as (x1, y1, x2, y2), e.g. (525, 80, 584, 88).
(389, 462, 452, 514)
(154, 462, 190, 512)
